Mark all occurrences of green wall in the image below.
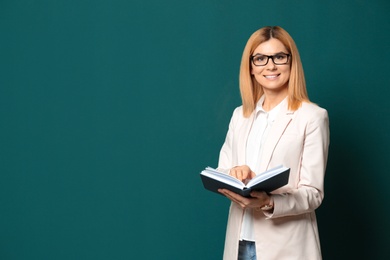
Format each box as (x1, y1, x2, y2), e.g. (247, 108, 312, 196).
(1, 0, 389, 259)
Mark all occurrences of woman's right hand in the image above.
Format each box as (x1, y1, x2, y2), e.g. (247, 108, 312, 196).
(229, 165, 256, 183)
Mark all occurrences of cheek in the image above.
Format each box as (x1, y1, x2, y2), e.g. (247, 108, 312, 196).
(253, 74, 266, 86)
(251, 67, 262, 75)
(251, 67, 255, 75)
(283, 68, 291, 77)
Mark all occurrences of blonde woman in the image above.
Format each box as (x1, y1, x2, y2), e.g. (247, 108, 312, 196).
(217, 26, 330, 260)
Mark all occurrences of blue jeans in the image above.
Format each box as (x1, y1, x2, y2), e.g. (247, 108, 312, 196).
(238, 240, 257, 260)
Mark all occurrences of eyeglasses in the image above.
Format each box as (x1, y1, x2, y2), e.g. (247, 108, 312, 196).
(251, 52, 290, 66)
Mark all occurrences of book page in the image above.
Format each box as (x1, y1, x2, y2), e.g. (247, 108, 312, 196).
(246, 165, 287, 188)
(202, 167, 245, 190)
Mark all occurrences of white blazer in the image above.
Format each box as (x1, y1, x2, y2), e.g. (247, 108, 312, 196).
(218, 101, 330, 260)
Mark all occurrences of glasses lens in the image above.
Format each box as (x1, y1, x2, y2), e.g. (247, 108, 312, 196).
(273, 54, 288, 64)
(252, 55, 268, 66)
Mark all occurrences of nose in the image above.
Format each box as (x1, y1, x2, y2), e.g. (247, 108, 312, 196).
(265, 58, 277, 70)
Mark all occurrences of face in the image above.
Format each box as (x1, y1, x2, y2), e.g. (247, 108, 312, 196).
(251, 38, 291, 94)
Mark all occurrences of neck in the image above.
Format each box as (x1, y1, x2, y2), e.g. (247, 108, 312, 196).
(262, 89, 288, 111)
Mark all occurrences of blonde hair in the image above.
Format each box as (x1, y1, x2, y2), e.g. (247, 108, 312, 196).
(239, 26, 309, 117)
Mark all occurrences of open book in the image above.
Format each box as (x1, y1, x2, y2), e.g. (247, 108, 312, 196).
(200, 165, 290, 197)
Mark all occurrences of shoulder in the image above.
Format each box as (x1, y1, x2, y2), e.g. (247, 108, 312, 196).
(228, 105, 252, 127)
(232, 105, 244, 117)
(226, 105, 245, 121)
(297, 102, 328, 120)
(291, 102, 329, 130)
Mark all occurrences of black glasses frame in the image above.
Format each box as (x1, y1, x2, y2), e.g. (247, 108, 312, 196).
(251, 53, 291, 66)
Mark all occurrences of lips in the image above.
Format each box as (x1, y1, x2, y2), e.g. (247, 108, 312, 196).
(264, 74, 280, 79)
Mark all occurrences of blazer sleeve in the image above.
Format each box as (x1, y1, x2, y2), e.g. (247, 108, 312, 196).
(217, 107, 240, 174)
(266, 108, 330, 218)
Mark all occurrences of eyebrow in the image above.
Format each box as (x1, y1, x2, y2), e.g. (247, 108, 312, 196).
(252, 51, 288, 56)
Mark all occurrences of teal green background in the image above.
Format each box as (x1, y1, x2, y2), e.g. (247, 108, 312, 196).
(1, 0, 389, 259)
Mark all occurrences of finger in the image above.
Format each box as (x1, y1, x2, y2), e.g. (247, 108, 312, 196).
(219, 189, 246, 207)
(250, 191, 267, 200)
(225, 194, 245, 207)
(237, 170, 242, 181)
(250, 190, 263, 197)
(219, 189, 236, 203)
(229, 169, 237, 179)
(245, 170, 253, 180)
(243, 169, 256, 181)
(224, 190, 248, 206)
(241, 170, 248, 180)
(223, 189, 239, 199)
(250, 171, 256, 179)
(231, 169, 243, 182)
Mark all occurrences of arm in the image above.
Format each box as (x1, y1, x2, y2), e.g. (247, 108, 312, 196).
(267, 109, 330, 218)
(217, 108, 239, 173)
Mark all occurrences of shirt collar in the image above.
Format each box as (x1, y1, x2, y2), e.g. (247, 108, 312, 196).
(255, 95, 287, 115)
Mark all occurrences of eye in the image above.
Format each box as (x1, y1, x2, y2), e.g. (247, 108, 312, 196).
(275, 54, 287, 60)
(253, 55, 266, 62)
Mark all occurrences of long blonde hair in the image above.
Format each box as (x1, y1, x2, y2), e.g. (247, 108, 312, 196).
(239, 26, 309, 117)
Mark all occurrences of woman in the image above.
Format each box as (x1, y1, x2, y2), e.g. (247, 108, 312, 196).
(217, 26, 330, 259)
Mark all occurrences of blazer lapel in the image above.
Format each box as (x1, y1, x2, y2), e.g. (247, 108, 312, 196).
(259, 105, 295, 172)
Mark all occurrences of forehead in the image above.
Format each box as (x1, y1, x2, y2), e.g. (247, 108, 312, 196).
(253, 38, 288, 55)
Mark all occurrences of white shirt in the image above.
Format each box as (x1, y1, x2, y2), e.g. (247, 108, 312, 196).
(240, 96, 285, 241)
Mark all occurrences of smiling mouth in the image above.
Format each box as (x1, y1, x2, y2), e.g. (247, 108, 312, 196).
(264, 74, 280, 79)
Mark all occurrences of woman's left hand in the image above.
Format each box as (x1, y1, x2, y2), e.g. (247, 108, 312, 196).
(218, 189, 271, 209)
